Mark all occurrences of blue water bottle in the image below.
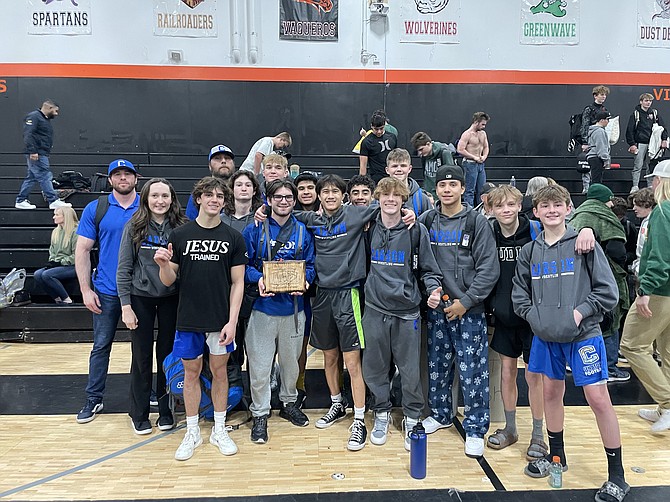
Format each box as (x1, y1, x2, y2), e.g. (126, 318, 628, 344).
(409, 421, 427, 479)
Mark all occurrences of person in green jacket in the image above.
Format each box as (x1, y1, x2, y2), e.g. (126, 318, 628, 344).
(34, 206, 78, 303)
(621, 160, 670, 433)
(411, 131, 455, 200)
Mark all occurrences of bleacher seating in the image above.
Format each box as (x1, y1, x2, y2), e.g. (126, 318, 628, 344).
(0, 151, 636, 342)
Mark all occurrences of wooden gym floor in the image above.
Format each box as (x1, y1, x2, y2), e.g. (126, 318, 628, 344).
(0, 342, 669, 501)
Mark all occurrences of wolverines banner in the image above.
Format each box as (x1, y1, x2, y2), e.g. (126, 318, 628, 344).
(399, 0, 460, 44)
(520, 0, 580, 45)
(154, 0, 217, 38)
(280, 0, 338, 42)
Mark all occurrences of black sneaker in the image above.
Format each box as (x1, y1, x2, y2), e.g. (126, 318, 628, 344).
(279, 402, 309, 427)
(315, 399, 348, 429)
(150, 390, 158, 407)
(251, 415, 269, 444)
(607, 368, 631, 382)
(132, 419, 152, 435)
(347, 418, 367, 451)
(76, 399, 103, 424)
(157, 414, 175, 431)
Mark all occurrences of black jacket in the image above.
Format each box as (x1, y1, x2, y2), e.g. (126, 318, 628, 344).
(625, 105, 668, 146)
(23, 109, 54, 156)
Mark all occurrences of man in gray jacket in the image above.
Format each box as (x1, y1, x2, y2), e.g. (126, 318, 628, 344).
(362, 177, 443, 451)
(586, 111, 611, 185)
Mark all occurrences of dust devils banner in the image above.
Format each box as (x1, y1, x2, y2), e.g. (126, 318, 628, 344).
(280, 0, 338, 42)
(637, 0, 670, 49)
(399, 0, 460, 44)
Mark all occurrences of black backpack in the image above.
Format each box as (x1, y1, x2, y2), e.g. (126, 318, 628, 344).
(52, 171, 91, 190)
(567, 112, 585, 153)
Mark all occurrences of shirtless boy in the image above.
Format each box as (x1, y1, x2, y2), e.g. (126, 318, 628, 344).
(457, 112, 490, 207)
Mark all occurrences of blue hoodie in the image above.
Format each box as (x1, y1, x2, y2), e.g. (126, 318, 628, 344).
(243, 214, 315, 316)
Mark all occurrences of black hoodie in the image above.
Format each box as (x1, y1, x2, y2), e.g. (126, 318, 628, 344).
(488, 213, 536, 327)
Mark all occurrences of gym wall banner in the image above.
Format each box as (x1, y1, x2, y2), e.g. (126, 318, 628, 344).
(520, 0, 580, 45)
(279, 0, 338, 41)
(399, 0, 461, 44)
(154, 0, 217, 38)
(27, 0, 92, 35)
(637, 0, 670, 48)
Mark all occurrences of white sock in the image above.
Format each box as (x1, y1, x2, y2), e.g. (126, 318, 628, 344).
(186, 415, 199, 432)
(354, 406, 365, 420)
(331, 393, 342, 404)
(214, 411, 227, 430)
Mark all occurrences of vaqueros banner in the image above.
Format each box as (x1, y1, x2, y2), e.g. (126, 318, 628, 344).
(280, 0, 338, 41)
(28, 0, 92, 35)
(637, 0, 670, 49)
(154, 0, 217, 38)
(520, 0, 579, 45)
(399, 0, 460, 44)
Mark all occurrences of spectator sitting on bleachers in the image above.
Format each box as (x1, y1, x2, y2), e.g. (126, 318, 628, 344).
(185, 144, 235, 220)
(33, 206, 78, 304)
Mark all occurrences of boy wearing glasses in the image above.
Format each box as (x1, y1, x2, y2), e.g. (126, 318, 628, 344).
(243, 179, 316, 443)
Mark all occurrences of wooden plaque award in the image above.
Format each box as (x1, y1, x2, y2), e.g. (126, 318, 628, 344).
(263, 260, 306, 293)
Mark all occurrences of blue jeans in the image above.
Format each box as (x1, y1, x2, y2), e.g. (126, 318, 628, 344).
(86, 291, 122, 401)
(463, 160, 486, 207)
(16, 155, 59, 204)
(34, 265, 76, 301)
(604, 330, 620, 373)
(427, 309, 490, 438)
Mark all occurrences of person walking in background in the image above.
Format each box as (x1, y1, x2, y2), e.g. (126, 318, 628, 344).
(586, 112, 612, 185)
(457, 112, 490, 207)
(117, 178, 187, 435)
(33, 206, 78, 304)
(15, 99, 71, 210)
(240, 132, 292, 176)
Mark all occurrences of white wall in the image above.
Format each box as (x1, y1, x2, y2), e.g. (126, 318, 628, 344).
(0, 1, 666, 73)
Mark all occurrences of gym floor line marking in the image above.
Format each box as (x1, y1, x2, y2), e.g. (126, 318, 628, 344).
(0, 425, 184, 498)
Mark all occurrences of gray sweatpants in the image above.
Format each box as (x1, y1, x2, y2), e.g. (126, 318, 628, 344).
(246, 309, 305, 417)
(362, 308, 424, 419)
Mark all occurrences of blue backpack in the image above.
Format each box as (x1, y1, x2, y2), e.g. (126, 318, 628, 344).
(163, 351, 244, 419)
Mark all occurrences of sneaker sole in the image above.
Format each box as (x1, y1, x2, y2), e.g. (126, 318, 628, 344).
(158, 423, 175, 431)
(370, 435, 388, 446)
(315, 414, 346, 429)
(210, 436, 238, 456)
(175, 437, 203, 461)
(465, 450, 484, 459)
(347, 441, 366, 452)
(250, 436, 267, 444)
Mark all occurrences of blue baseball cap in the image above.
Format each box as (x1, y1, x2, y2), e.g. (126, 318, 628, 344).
(209, 144, 235, 161)
(108, 159, 138, 176)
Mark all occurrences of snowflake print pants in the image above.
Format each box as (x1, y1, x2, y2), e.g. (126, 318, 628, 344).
(426, 309, 490, 438)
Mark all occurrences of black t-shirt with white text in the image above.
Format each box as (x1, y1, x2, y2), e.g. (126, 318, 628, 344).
(169, 220, 247, 332)
(360, 131, 397, 179)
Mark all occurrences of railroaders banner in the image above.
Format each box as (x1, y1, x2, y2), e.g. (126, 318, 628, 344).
(28, 0, 92, 35)
(520, 0, 580, 45)
(280, 0, 338, 41)
(399, 0, 460, 44)
(154, 0, 217, 38)
(637, 0, 670, 48)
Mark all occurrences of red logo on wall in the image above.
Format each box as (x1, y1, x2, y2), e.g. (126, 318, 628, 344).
(296, 0, 333, 14)
(181, 0, 204, 9)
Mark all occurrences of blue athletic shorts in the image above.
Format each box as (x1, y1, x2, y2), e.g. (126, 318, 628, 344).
(528, 335, 608, 386)
(173, 330, 236, 360)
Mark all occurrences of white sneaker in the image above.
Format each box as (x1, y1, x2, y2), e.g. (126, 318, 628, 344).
(370, 411, 391, 446)
(650, 409, 670, 433)
(638, 408, 661, 423)
(175, 428, 202, 461)
(423, 416, 452, 434)
(465, 436, 485, 458)
(403, 417, 418, 452)
(630, 186, 640, 194)
(15, 200, 36, 210)
(210, 426, 238, 455)
(49, 199, 72, 209)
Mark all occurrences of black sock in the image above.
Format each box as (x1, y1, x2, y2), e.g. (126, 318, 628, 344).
(547, 429, 566, 465)
(605, 446, 626, 487)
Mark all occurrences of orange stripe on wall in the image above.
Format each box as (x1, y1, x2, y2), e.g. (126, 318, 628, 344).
(0, 63, 668, 86)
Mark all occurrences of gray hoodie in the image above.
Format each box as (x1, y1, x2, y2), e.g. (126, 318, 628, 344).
(418, 205, 499, 313)
(296, 205, 378, 288)
(116, 219, 179, 306)
(586, 124, 611, 165)
(365, 216, 442, 318)
(511, 227, 618, 344)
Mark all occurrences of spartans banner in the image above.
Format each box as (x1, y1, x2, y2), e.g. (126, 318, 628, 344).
(279, 0, 338, 41)
(637, 0, 670, 48)
(399, 0, 460, 44)
(520, 0, 579, 45)
(28, 0, 92, 35)
(154, 0, 217, 38)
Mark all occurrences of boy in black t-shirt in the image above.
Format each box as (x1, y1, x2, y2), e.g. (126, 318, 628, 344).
(155, 177, 247, 461)
(359, 110, 397, 184)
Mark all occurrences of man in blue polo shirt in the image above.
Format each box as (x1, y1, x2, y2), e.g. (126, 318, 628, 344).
(75, 159, 140, 423)
(185, 145, 235, 220)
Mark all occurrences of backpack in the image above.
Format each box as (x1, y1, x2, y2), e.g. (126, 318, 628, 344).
(52, 171, 91, 190)
(163, 350, 244, 419)
(567, 112, 585, 153)
(0, 268, 27, 309)
(90, 195, 110, 270)
(529, 219, 542, 241)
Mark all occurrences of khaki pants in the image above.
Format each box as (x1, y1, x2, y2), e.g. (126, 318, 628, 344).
(620, 295, 670, 410)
